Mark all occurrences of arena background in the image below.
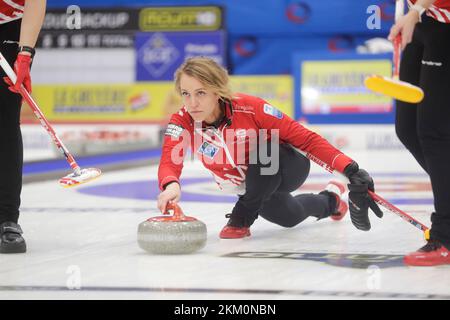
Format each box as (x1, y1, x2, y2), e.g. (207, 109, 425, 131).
(4, 0, 449, 303)
(24, 0, 399, 173)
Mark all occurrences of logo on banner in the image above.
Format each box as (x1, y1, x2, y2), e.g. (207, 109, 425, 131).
(234, 36, 258, 58)
(197, 141, 219, 159)
(139, 6, 222, 31)
(138, 33, 180, 78)
(328, 35, 355, 52)
(285, 3, 311, 24)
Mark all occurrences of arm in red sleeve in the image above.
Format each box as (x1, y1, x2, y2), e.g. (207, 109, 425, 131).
(158, 111, 192, 190)
(253, 99, 353, 173)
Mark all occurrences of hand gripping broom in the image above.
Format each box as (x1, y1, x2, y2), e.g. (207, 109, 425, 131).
(365, 0, 424, 104)
(296, 149, 430, 240)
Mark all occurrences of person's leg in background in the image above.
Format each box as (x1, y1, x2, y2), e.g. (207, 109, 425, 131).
(416, 19, 450, 248)
(404, 17, 450, 266)
(0, 20, 27, 253)
(395, 26, 428, 173)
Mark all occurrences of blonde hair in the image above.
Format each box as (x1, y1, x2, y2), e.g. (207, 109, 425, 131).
(174, 57, 233, 102)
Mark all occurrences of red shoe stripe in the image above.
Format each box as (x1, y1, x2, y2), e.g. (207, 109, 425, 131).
(220, 226, 251, 239)
(404, 247, 450, 266)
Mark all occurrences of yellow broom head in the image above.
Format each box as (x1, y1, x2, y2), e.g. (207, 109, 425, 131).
(365, 75, 424, 104)
(424, 229, 430, 241)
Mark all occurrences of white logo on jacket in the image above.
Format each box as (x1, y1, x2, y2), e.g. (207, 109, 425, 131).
(165, 123, 183, 138)
(422, 60, 442, 67)
(263, 104, 283, 119)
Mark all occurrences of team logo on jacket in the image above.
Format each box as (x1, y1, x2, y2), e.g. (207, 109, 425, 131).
(263, 104, 283, 119)
(165, 123, 183, 138)
(198, 141, 219, 159)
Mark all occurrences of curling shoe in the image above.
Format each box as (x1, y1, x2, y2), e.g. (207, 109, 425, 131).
(0, 222, 26, 253)
(404, 240, 450, 266)
(219, 214, 251, 239)
(325, 181, 348, 221)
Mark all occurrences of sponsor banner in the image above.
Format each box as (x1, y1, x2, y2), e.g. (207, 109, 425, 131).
(135, 31, 226, 81)
(22, 124, 162, 161)
(305, 124, 404, 151)
(27, 75, 292, 123)
(28, 83, 177, 123)
(230, 75, 293, 117)
(37, 31, 135, 49)
(293, 53, 395, 124)
(231, 35, 378, 75)
(301, 59, 392, 114)
(42, 8, 140, 31)
(46, 0, 391, 34)
(139, 6, 222, 32)
(42, 6, 222, 32)
(21, 123, 401, 162)
(38, 8, 139, 48)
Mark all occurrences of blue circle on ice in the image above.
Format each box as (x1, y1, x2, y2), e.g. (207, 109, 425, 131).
(77, 177, 238, 203)
(76, 173, 433, 205)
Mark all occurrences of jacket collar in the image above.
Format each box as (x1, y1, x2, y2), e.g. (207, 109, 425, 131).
(197, 99, 233, 129)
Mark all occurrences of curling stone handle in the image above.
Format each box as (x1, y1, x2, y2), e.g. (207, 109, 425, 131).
(164, 202, 185, 219)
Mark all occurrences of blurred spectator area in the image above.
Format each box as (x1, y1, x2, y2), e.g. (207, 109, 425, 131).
(37, 0, 394, 81)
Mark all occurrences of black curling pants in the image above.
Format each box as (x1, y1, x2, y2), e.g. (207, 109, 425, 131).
(395, 16, 450, 248)
(231, 143, 335, 227)
(0, 20, 23, 225)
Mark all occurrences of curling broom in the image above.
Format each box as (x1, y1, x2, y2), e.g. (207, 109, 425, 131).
(365, 0, 424, 104)
(0, 52, 101, 188)
(296, 149, 430, 240)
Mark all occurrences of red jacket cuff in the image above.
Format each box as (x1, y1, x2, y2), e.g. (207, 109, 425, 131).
(331, 153, 354, 173)
(159, 176, 180, 191)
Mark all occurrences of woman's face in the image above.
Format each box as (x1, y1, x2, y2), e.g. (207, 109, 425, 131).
(179, 74, 221, 123)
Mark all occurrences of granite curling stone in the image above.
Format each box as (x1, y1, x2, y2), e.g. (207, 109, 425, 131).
(137, 203, 207, 254)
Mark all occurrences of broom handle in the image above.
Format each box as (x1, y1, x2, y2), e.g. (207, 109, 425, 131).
(296, 149, 429, 234)
(393, 0, 405, 79)
(0, 52, 81, 175)
(393, 35, 402, 78)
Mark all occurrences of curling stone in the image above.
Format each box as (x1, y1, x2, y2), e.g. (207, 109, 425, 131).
(137, 203, 207, 254)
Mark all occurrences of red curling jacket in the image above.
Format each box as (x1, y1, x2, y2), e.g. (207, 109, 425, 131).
(409, 0, 450, 23)
(158, 93, 353, 195)
(0, 0, 25, 24)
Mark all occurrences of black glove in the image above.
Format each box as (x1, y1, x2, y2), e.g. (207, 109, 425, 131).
(344, 161, 383, 231)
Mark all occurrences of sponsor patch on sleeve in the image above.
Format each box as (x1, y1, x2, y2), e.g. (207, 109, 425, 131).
(165, 123, 184, 138)
(263, 104, 283, 119)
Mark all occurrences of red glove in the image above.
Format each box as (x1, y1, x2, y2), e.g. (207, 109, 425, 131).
(3, 53, 32, 93)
